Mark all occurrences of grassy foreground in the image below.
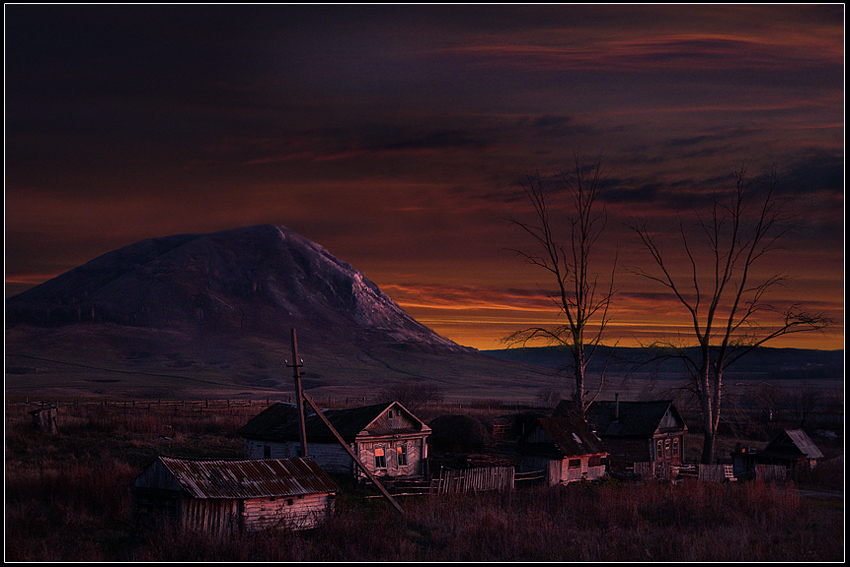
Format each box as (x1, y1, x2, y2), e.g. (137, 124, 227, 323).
(4, 400, 843, 562)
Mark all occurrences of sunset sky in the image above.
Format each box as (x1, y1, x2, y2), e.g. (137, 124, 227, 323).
(5, 5, 844, 351)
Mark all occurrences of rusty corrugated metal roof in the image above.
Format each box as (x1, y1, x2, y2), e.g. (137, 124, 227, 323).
(157, 456, 338, 500)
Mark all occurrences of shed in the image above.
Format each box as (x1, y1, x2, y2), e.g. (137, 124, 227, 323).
(131, 456, 338, 536)
(518, 416, 608, 485)
(29, 405, 59, 435)
(238, 401, 431, 481)
(732, 429, 824, 476)
(575, 397, 687, 470)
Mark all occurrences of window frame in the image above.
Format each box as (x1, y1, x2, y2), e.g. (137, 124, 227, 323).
(374, 446, 387, 469)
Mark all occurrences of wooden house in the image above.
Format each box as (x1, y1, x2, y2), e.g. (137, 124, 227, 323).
(131, 456, 338, 537)
(238, 401, 431, 481)
(570, 397, 687, 470)
(518, 416, 608, 485)
(731, 429, 824, 477)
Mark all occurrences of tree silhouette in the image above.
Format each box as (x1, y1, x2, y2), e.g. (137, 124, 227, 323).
(628, 163, 832, 463)
(507, 154, 617, 417)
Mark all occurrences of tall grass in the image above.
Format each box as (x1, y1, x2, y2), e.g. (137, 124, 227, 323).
(4, 401, 844, 562)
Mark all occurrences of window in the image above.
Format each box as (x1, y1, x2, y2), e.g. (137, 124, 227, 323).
(656, 440, 663, 460)
(263, 445, 271, 459)
(665, 439, 671, 457)
(568, 459, 581, 469)
(672, 437, 679, 459)
(397, 444, 408, 466)
(374, 446, 387, 469)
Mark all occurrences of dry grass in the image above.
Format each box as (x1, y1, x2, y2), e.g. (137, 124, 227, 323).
(4, 400, 844, 562)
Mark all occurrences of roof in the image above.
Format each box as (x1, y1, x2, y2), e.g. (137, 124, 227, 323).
(237, 400, 429, 443)
(520, 416, 606, 457)
(138, 456, 339, 500)
(763, 429, 824, 460)
(579, 399, 687, 438)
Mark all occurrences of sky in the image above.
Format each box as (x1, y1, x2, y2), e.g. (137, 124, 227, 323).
(5, 4, 845, 351)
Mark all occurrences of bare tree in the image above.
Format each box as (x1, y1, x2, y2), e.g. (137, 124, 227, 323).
(507, 154, 617, 417)
(628, 163, 832, 463)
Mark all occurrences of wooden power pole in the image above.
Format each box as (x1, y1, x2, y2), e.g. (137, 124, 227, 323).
(288, 328, 309, 458)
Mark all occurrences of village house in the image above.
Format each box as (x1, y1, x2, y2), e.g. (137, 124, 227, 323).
(565, 396, 687, 471)
(517, 415, 608, 485)
(238, 400, 431, 481)
(130, 456, 338, 537)
(731, 428, 824, 478)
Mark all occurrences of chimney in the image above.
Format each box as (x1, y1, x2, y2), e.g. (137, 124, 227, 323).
(614, 393, 620, 420)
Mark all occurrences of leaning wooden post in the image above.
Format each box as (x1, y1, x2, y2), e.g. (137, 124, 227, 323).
(301, 390, 404, 516)
(288, 328, 309, 458)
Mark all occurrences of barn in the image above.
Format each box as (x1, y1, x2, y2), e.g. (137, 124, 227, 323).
(238, 400, 431, 481)
(574, 397, 688, 470)
(131, 456, 338, 537)
(518, 416, 608, 485)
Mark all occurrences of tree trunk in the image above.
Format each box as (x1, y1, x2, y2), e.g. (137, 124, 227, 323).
(571, 346, 586, 416)
(700, 430, 716, 465)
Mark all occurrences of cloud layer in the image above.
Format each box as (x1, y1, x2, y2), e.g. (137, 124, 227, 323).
(5, 5, 844, 349)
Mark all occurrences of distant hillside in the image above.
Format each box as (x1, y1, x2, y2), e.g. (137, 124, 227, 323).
(483, 344, 844, 383)
(5, 225, 552, 401)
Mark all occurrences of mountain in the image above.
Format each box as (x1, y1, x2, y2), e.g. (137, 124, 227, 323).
(6, 224, 466, 352)
(5, 225, 552, 401)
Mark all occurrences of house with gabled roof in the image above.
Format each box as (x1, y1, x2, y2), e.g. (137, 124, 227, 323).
(518, 415, 608, 485)
(562, 396, 687, 470)
(238, 400, 431, 481)
(130, 456, 338, 536)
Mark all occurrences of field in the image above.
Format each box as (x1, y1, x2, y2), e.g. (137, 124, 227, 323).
(4, 397, 844, 562)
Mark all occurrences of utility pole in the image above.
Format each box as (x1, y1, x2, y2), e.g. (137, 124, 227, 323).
(288, 328, 309, 458)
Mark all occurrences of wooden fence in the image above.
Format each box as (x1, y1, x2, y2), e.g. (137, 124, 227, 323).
(698, 464, 737, 482)
(633, 462, 741, 483)
(755, 464, 787, 481)
(436, 466, 515, 494)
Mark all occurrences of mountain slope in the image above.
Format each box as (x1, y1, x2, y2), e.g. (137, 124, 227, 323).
(6, 225, 551, 400)
(6, 224, 465, 352)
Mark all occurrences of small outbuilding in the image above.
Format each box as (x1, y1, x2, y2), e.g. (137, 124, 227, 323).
(731, 429, 824, 477)
(518, 416, 608, 485)
(131, 456, 338, 537)
(574, 397, 687, 470)
(238, 401, 431, 481)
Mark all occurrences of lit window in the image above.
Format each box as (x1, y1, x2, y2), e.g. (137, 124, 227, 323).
(374, 446, 386, 469)
(397, 444, 408, 466)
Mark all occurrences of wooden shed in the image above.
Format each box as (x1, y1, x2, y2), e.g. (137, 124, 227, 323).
(731, 429, 824, 477)
(131, 456, 338, 537)
(575, 397, 687, 471)
(238, 401, 431, 481)
(518, 416, 608, 485)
